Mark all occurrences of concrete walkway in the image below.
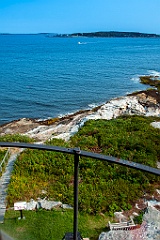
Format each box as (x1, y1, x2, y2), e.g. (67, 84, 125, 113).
(0, 149, 22, 223)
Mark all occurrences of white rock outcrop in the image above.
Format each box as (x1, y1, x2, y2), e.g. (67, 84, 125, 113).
(25, 198, 73, 211)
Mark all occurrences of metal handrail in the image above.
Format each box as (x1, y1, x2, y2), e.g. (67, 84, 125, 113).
(0, 142, 159, 175)
(0, 142, 160, 240)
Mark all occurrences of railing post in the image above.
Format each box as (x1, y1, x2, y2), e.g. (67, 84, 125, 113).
(73, 148, 80, 240)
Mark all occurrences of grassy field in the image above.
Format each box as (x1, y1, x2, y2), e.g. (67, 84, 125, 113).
(0, 209, 110, 240)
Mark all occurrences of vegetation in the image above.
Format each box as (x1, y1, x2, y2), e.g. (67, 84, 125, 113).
(0, 149, 7, 161)
(0, 134, 33, 143)
(140, 75, 160, 91)
(6, 116, 160, 216)
(54, 31, 160, 38)
(42, 117, 59, 125)
(0, 134, 33, 176)
(0, 209, 110, 240)
(133, 210, 144, 225)
(0, 149, 8, 176)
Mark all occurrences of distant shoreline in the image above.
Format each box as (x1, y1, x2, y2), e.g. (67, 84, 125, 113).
(58, 31, 160, 38)
(1, 31, 160, 38)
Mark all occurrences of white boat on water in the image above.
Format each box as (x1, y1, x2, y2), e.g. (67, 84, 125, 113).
(78, 41, 86, 45)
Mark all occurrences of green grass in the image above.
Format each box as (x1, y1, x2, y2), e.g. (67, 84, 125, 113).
(0, 149, 8, 177)
(0, 209, 110, 240)
(0, 150, 7, 162)
(0, 134, 33, 143)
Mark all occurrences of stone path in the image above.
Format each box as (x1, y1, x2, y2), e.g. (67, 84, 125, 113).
(0, 149, 22, 223)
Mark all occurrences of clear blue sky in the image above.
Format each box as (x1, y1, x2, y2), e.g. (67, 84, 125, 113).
(0, 0, 160, 34)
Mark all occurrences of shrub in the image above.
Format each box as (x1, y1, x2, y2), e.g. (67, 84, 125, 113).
(0, 134, 33, 143)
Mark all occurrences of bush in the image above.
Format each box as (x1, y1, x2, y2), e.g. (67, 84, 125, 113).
(0, 134, 33, 143)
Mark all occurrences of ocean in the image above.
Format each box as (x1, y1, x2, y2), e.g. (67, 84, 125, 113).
(0, 34, 160, 125)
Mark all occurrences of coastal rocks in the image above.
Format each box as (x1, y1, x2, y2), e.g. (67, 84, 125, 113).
(0, 118, 40, 136)
(93, 91, 160, 120)
(91, 96, 146, 120)
(52, 94, 160, 141)
(0, 90, 159, 142)
(129, 89, 160, 105)
(134, 92, 158, 105)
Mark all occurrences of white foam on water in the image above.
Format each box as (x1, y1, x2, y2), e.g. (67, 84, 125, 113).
(131, 70, 160, 85)
(36, 118, 50, 122)
(57, 111, 76, 118)
(147, 70, 160, 77)
(88, 103, 99, 109)
(126, 91, 135, 95)
(130, 76, 140, 83)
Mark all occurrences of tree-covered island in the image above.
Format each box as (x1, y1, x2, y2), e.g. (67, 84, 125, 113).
(49, 31, 160, 38)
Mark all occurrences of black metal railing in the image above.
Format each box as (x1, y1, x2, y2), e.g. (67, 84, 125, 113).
(0, 142, 160, 240)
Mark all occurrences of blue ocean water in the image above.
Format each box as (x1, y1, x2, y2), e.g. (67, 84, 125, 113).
(0, 35, 160, 125)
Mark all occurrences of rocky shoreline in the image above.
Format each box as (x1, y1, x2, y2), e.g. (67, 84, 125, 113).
(0, 89, 160, 142)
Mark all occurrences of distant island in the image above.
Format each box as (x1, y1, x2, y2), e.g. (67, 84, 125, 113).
(1, 31, 160, 38)
(47, 31, 160, 38)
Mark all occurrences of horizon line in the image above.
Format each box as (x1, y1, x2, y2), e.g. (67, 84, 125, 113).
(0, 30, 160, 35)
